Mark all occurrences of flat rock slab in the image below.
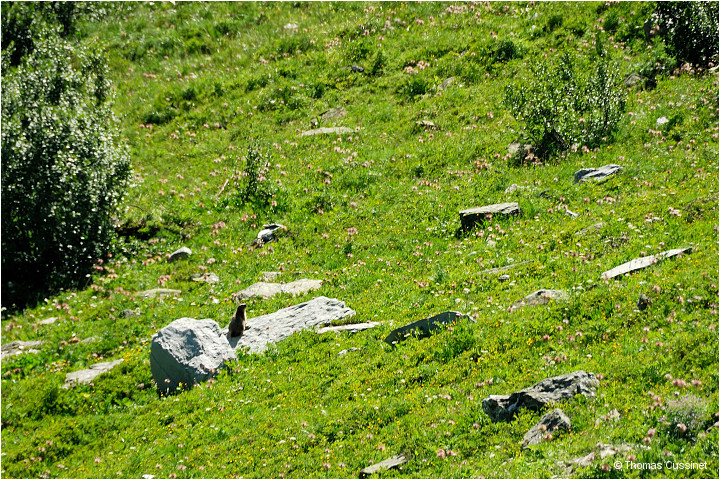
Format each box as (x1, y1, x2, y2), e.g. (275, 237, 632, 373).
(460, 202, 521, 231)
(1, 340, 43, 359)
(317, 322, 380, 334)
(300, 126, 353, 137)
(601, 247, 692, 280)
(384, 311, 469, 346)
(523, 408, 571, 448)
(235, 279, 323, 300)
(360, 455, 408, 478)
(168, 247, 192, 262)
(63, 359, 125, 388)
(39, 317, 58, 325)
(482, 370, 599, 422)
(191, 272, 220, 284)
(151, 318, 236, 393)
(510, 289, 568, 311)
(139, 288, 181, 299)
(226, 296, 355, 354)
(573, 164, 622, 184)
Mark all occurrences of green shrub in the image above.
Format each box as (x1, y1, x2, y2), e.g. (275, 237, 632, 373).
(653, 1, 719, 67)
(1, 35, 131, 308)
(503, 52, 626, 160)
(233, 143, 285, 212)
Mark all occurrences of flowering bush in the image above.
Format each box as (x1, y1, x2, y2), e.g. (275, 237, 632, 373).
(652, 2, 719, 67)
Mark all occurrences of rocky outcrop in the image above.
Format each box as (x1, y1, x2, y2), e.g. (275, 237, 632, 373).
(482, 371, 599, 422)
(601, 247, 692, 280)
(384, 311, 469, 346)
(63, 359, 125, 388)
(226, 296, 355, 353)
(234, 279, 323, 300)
(150, 318, 236, 394)
(459, 202, 521, 231)
(509, 289, 568, 312)
(1, 340, 43, 359)
(522, 409, 571, 448)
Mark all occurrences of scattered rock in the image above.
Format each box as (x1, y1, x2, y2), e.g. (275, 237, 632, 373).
(312, 107, 347, 127)
(283, 22, 298, 31)
(360, 455, 409, 478)
(498, 274, 510, 283)
(251, 223, 287, 247)
(637, 294, 650, 311)
(139, 288, 181, 299)
(624, 72, 645, 87)
(168, 247, 192, 262)
(437, 76, 455, 91)
(383, 311, 469, 346)
(81, 336, 99, 344)
(226, 296, 355, 353)
(565, 208, 578, 217)
(122, 309, 142, 318)
(191, 272, 220, 284)
(300, 126, 354, 137)
(317, 322, 380, 334)
(235, 279, 323, 300)
(477, 261, 533, 275)
(509, 289, 568, 312)
(482, 370, 599, 422)
(262, 271, 282, 282)
(63, 359, 125, 388)
(39, 317, 58, 325)
(415, 120, 438, 129)
(656, 116, 670, 126)
(459, 202, 521, 231)
(504, 183, 530, 195)
(338, 347, 360, 356)
(573, 164, 623, 184)
(1, 340, 43, 359)
(150, 318, 237, 393)
(349, 65, 364, 73)
(575, 222, 605, 236)
(566, 444, 640, 469)
(601, 247, 692, 280)
(522, 409, 571, 448)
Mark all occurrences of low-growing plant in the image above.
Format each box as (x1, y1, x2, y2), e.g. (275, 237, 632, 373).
(504, 51, 626, 161)
(662, 394, 710, 439)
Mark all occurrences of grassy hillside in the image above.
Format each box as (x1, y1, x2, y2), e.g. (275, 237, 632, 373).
(2, 2, 718, 478)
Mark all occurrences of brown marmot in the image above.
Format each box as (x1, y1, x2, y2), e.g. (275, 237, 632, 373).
(228, 303, 247, 337)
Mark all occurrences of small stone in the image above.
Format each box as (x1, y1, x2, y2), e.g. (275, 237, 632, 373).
(384, 311, 469, 346)
(191, 272, 220, 284)
(576, 222, 605, 236)
(415, 120, 437, 129)
(360, 455, 408, 478)
(122, 309, 142, 318)
(235, 279, 322, 300)
(350, 65, 364, 73)
(477, 261, 533, 275)
(498, 274, 510, 282)
(63, 359, 125, 388)
(510, 289, 568, 312)
(39, 317, 58, 325)
(300, 127, 354, 137)
(656, 116, 670, 126)
(504, 183, 529, 194)
(460, 203, 521, 231)
(138, 288, 181, 299)
(573, 164, 623, 184)
(437, 77, 455, 90)
(338, 347, 360, 356)
(262, 271, 282, 282)
(523, 409, 572, 448)
(168, 247, 192, 263)
(317, 322, 379, 334)
(1, 340, 43, 359)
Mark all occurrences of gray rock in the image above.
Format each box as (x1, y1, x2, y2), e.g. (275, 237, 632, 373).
(81, 336, 99, 344)
(624, 72, 645, 87)
(601, 247, 692, 280)
(482, 370, 599, 422)
(415, 120, 437, 129)
(504, 183, 530, 194)
(460, 202, 521, 231)
(300, 126, 354, 137)
(191, 272, 220, 284)
(384, 311, 469, 346)
(317, 322, 380, 334)
(150, 318, 237, 393)
(235, 279, 323, 300)
(509, 289, 568, 312)
(262, 271, 282, 282)
(573, 164, 623, 184)
(637, 294, 650, 311)
(656, 116, 669, 126)
(226, 296, 355, 354)
(1, 340, 43, 359)
(251, 223, 287, 247)
(320, 107, 346, 123)
(39, 317, 58, 325)
(139, 288, 181, 299)
(565, 208, 578, 217)
(283, 22, 298, 31)
(122, 309, 142, 318)
(168, 247, 192, 262)
(63, 359, 125, 388)
(437, 76, 455, 91)
(498, 274, 510, 282)
(338, 347, 360, 356)
(360, 455, 409, 478)
(350, 65, 364, 73)
(575, 222, 605, 236)
(522, 409, 572, 448)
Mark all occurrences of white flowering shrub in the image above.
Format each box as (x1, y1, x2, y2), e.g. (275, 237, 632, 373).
(1, 35, 131, 306)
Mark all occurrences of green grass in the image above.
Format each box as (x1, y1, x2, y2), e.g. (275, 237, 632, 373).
(2, 1, 718, 478)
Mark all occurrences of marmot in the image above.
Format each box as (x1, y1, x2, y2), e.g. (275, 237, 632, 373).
(228, 303, 247, 337)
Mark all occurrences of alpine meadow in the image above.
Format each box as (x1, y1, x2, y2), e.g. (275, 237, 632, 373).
(1, 2, 719, 479)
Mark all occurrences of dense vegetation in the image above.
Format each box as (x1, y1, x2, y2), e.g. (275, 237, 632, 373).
(1, 2, 718, 479)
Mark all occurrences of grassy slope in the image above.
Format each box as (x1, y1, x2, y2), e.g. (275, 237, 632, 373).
(2, 1, 718, 478)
